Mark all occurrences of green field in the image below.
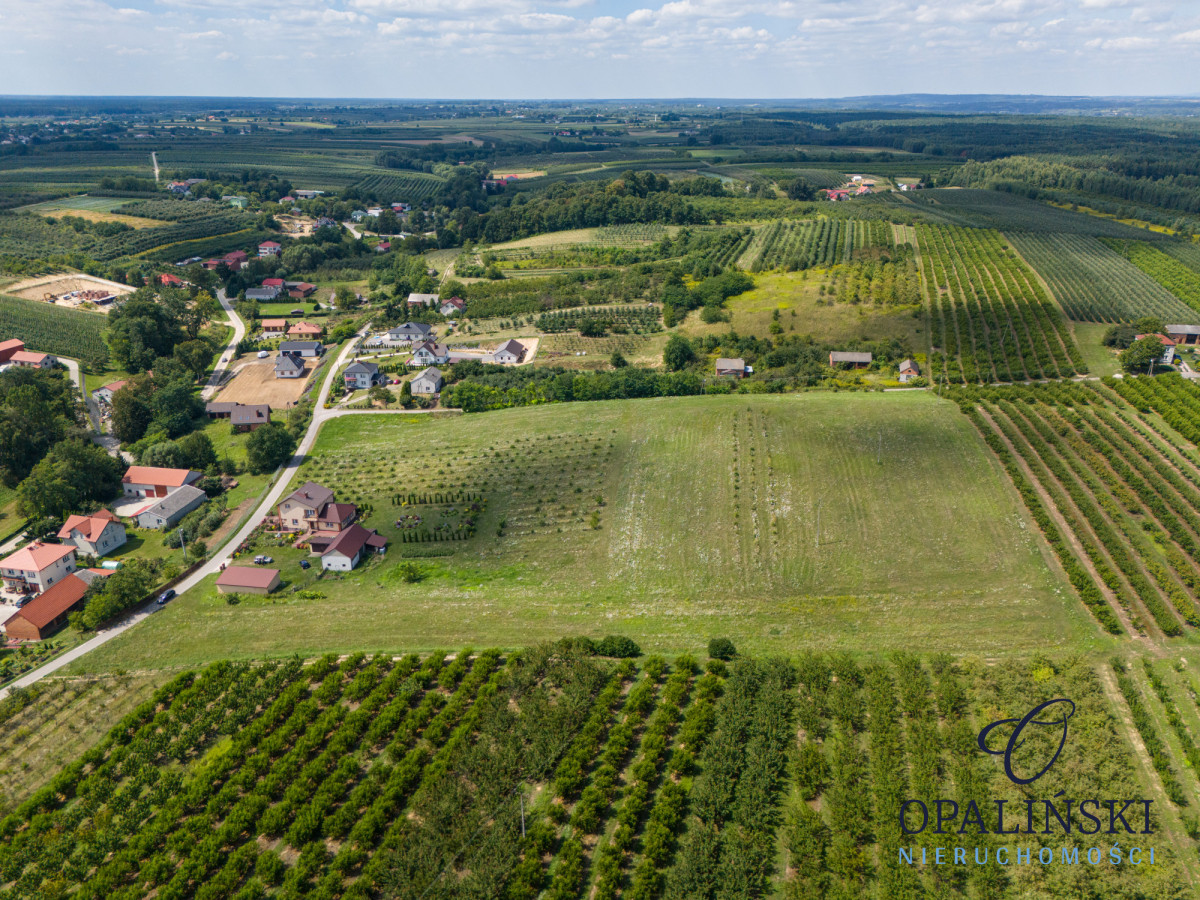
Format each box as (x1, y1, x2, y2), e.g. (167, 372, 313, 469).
(0, 294, 109, 369)
(72, 392, 1096, 673)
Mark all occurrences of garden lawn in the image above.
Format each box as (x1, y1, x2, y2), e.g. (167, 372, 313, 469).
(71, 392, 1097, 672)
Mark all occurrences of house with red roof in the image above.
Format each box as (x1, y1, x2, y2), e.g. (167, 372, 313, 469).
(0, 542, 77, 595)
(2, 573, 90, 640)
(121, 466, 202, 499)
(286, 282, 316, 299)
(260, 318, 288, 337)
(216, 566, 281, 595)
(288, 321, 323, 337)
(263, 278, 285, 288)
(223, 250, 249, 270)
(439, 297, 467, 316)
(158, 273, 185, 287)
(258, 241, 282, 258)
(57, 509, 126, 557)
(6, 350, 56, 369)
(320, 524, 387, 571)
(92, 380, 129, 405)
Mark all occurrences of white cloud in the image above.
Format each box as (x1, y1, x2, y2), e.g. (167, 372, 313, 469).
(216, 50, 237, 60)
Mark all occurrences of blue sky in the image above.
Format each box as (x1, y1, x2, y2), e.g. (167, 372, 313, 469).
(1, 0, 1198, 98)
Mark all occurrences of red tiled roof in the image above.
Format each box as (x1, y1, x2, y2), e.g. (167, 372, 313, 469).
(1136, 333, 1176, 346)
(322, 524, 386, 560)
(216, 566, 280, 590)
(1, 541, 74, 573)
(263, 278, 285, 287)
(58, 509, 118, 542)
(9, 350, 50, 364)
(3, 574, 88, 629)
(121, 466, 197, 487)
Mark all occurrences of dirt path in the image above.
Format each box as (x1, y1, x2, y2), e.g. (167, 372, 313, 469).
(151, 151, 159, 183)
(977, 405, 1148, 643)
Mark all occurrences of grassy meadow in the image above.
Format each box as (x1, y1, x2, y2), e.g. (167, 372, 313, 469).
(70, 392, 1099, 673)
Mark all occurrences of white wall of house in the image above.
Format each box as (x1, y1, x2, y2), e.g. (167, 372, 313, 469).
(321, 551, 358, 571)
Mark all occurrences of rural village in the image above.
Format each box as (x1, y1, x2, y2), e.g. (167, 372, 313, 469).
(4, 95, 1200, 899)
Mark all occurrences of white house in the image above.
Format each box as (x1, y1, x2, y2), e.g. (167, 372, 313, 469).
(412, 341, 450, 366)
(275, 354, 306, 379)
(1135, 333, 1177, 366)
(492, 339, 526, 365)
(92, 380, 129, 405)
(258, 241, 282, 258)
(439, 297, 466, 317)
(387, 322, 434, 343)
(57, 510, 127, 558)
(320, 524, 387, 571)
(344, 360, 383, 390)
(411, 366, 444, 395)
(279, 341, 323, 358)
(0, 542, 77, 595)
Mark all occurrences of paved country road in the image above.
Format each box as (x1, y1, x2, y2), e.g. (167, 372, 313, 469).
(202, 290, 247, 400)
(0, 325, 371, 699)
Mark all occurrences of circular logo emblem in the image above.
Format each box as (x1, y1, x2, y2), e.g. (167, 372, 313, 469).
(977, 698, 1075, 785)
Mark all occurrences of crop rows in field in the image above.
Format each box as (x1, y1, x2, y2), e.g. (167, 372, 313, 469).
(787, 651, 1181, 898)
(537, 304, 661, 334)
(901, 188, 1166, 238)
(591, 223, 668, 244)
(918, 225, 1085, 384)
(155, 148, 379, 188)
(0, 295, 109, 370)
(1162, 241, 1200, 274)
(748, 218, 892, 272)
(0, 647, 804, 900)
(349, 173, 444, 203)
(958, 380, 1200, 638)
(1102, 239, 1200, 312)
(295, 430, 614, 542)
(1009, 233, 1199, 324)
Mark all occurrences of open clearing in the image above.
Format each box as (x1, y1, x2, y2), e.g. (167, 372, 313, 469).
(71, 392, 1096, 673)
(679, 269, 924, 345)
(214, 355, 317, 408)
(18, 195, 163, 229)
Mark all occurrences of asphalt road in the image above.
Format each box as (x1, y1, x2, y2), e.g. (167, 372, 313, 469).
(202, 290, 247, 400)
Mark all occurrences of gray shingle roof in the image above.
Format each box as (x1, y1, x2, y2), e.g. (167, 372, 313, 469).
(830, 351, 873, 364)
(138, 485, 207, 520)
(345, 361, 380, 376)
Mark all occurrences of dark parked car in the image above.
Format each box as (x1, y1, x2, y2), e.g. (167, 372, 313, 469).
(156, 589, 176, 605)
(299, 559, 311, 570)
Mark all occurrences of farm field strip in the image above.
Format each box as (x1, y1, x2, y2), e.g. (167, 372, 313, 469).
(918, 224, 1085, 384)
(1009, 232, 1199, 324)
(959, 380, 1200, 639)
(747, 218, 893, 272)
(1101, 239, 1200, 312)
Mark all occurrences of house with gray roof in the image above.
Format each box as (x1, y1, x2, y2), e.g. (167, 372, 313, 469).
(491, 339, 526, 365)
(387, 322, 434, 342)
(1166, 324, 1200, 345)
(245, 286, 282, 301)
(279, 341, 323, 358)
(134, 485, 207, 530)
(411, 366, 443, 395)
(275, 354, 306, 379)
(829, 351, 873, 369)
(344, 360, 383, 390)
(412, 341, 450, 366)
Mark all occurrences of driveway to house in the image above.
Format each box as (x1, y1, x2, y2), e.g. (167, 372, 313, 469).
(202, 290, 246, 400)
(0, 327, 372, 699)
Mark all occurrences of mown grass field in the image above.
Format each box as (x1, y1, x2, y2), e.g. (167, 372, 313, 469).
(17, 195, 162, 229)
(678, 269, 924, 346)
(71, 392, 1096, 673)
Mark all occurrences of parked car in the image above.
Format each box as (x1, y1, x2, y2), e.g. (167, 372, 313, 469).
(253, 555, 274, 565)
(156, 589, 176, 605)
(257, 350, 269, 358)
(299, 559, 311, 570)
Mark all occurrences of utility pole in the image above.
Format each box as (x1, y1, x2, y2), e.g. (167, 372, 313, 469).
(178, 528, 187, 563)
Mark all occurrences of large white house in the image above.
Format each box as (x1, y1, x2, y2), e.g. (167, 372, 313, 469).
(0, 542, 77, 595)
(412, 341, 450, 366)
